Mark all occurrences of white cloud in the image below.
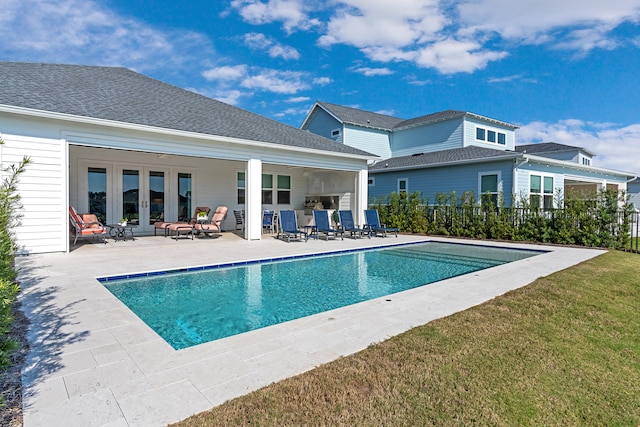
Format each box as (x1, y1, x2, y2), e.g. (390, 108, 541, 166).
(241, 70, 312, 94)
(312, 77, 332, 85)
(518, 120, 640, 175)
(213, 90, 245, 106)
(352, 67, 394, 76)
(456, 0, 640, 52)
(273, 106, 310, 117)
(230, 0, 321, 33)
(243, 32, 300, 59)
(285, 96, 311, 103)
(0, 0, 214, 71)
(415, 39, 507, 74)
(231, 0, 640, 74)
(202, 65, 248, 81)
(487, 74, 537, 84)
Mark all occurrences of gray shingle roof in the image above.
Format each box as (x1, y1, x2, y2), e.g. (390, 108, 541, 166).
(315, 101, 405, 130)
(514, 142, 594, 156)
(313, 101, 517, 131)
(0, 62, 374, 157)
(369, 146, 521, 172)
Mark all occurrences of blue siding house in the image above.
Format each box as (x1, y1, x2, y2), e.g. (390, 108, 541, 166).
(301, 102, 637, 207)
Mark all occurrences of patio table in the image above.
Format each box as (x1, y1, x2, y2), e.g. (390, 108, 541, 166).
(106, 224, 137, 242)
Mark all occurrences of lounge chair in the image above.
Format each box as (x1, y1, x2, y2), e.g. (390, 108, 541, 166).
(364, 209, 398, 237)
(338, 210, 370, 239)
(194, 206, 227, 238)
(166, 206, 210, 240)
(68, 206, 107, 245)
(313, 210, 344, 241)
(278, 210, 308, 242)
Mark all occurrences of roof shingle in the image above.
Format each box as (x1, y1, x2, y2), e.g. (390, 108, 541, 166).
(0, 62, 374, 157)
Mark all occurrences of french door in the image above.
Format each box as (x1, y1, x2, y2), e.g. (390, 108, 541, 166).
(117, 167, 169, 233)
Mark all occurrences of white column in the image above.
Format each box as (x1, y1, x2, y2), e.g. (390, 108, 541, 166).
(356, 168, 368, 227)
(246, 158, 262, 240)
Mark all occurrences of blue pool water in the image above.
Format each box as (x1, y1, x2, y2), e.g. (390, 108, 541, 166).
(102, 242, 541, 349)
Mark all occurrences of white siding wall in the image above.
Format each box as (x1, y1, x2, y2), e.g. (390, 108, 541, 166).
(2, 133, 67, 254)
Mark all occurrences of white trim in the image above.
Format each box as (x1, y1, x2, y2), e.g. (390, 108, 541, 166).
(397, 177, 408, 194)
(478, 171, 502, 204)
(528, 171, 556, 209)
(1, 104, 376, 161)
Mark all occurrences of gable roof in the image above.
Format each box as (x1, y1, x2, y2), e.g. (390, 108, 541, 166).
(0, 62, 374, 158)
(514, 142, 596, 157)
(369, 146, 522, 172)
(302, 101, 518, 132)
(304, 101, 405, 131)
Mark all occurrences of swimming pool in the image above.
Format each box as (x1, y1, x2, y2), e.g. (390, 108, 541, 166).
(101, 241, 542, 350)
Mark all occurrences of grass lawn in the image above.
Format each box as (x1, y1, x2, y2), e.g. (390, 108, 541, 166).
(174, 251, 640, 426)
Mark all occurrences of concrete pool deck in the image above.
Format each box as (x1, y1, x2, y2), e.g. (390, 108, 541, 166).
(17, 233, 606, 426)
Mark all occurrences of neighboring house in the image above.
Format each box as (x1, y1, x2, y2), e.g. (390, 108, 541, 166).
(629, 178, 640, 210)
(301, 101, 637, 207)
(0, 63, 376, 254)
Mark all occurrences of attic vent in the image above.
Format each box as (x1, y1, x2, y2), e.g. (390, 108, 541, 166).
(411, 153, 424, 157)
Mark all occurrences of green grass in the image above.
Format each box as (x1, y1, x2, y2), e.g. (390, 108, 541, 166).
(174, 251, 640, 426)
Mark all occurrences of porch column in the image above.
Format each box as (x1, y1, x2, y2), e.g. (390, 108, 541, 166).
(246, 158, 262, 240)
(355, 168, 368, 227)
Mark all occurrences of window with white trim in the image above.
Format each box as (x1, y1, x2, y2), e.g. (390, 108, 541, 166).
(398, 178, 408, 195)
(331, 128, 341, 139)
(476, 126, 506, 146)
(277, 175, 291, 204)
(237, 172, 245, 204)
(582, 157, 591, 166)
(479, 172, 500, 206)
(530, 174, 554, 209)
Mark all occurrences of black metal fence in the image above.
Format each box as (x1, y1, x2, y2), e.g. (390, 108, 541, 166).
(630, 210, 640, 253)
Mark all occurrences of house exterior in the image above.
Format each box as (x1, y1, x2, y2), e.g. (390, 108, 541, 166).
(629, 178, 640, 210)
(301, 101, 636, 207)
(0, 63, 377, 254)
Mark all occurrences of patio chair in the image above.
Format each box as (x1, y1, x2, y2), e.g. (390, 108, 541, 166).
(68, 206, 107, 245)
(233, 210, 244, 231)
(278, 210, 308, 242)
(338, 210, 370, 239)
(364, 209, 398, 237)
(313, 210, 344, 241)
(194, 206, 228, 238)
(166, 206, 210, 240)
(263, 210, 275, 233)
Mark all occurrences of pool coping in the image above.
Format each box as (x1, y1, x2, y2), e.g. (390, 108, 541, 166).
(17, 234, 606, 426)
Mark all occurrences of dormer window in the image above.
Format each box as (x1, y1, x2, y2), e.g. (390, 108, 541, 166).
(476, 126, 506, 146)
(331, 128, 341, 139)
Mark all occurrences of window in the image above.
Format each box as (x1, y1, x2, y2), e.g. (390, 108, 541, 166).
(262, 174, 273, 204)
(477, 126, 507, 146)
(487, 130, 496, 143)
(398, 178, 408, 194)
(582, 157, 591, 166)
(88, 167, 107, 224)
(237, 172, 245, 204)
(368, 177, 375, 186)
(178, 173, 192, 220)
(331, 128, 341, 138)
(530, 174, 554, 209)
(480, 173, 499, 206)
(277, 175, 291, 204)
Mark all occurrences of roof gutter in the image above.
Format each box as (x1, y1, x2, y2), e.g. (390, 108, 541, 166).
(523, 154, 637, 179)
(0, 104, 377, 162)
(370, 152, 524, 173)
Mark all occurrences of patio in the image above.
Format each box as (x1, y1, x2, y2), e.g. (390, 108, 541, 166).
(16, 232, 606, 426)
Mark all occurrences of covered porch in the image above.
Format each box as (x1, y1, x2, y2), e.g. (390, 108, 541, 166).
(68, 139, 369, 249)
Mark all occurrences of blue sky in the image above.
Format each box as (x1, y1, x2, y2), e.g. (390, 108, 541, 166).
(2, 0, 639, 175)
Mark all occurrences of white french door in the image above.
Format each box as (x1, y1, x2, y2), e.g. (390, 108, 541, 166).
(117, 166, 169, 234)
